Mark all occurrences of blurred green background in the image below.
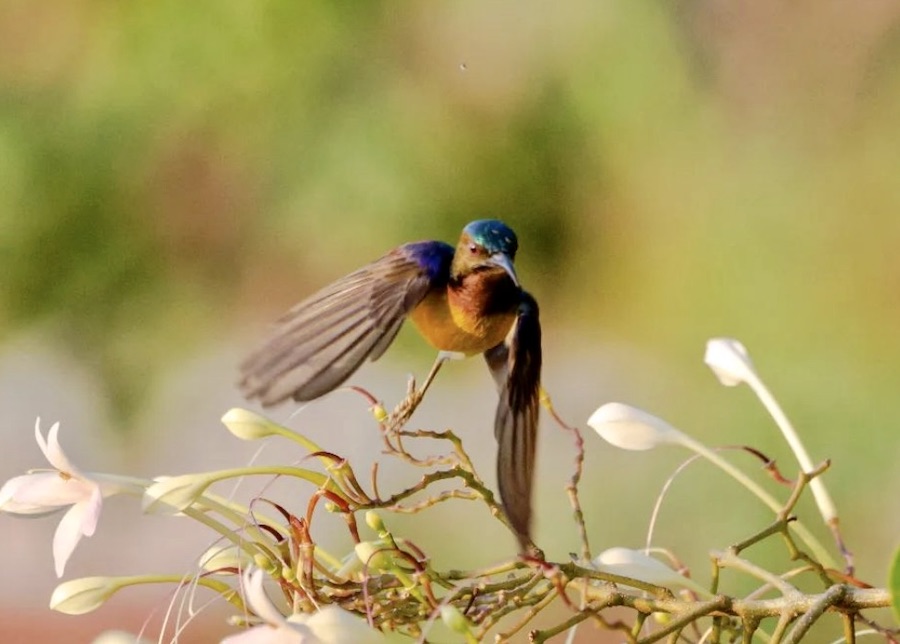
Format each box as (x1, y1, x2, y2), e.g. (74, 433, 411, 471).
(2, 1, 899, 641)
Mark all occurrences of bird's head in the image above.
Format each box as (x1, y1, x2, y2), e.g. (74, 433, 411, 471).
(452, 219, 520, 286)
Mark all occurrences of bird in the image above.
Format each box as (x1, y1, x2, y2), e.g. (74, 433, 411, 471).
(239, 219, 542, 551)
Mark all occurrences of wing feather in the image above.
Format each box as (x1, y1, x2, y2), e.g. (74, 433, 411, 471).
(485, 292, 542, 550)
(240, 244, 449, 406)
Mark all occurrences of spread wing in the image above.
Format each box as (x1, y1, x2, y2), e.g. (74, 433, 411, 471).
(240, 243, 451, 406)
(484, 291, 542, 550)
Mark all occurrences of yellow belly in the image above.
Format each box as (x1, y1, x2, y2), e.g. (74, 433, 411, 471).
(409, 289, 516, 355)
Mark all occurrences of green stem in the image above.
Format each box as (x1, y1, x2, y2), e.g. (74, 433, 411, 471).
(675, 434, 836, 569)
(747, 374, 837, 523)
(188, 497, 342, 571)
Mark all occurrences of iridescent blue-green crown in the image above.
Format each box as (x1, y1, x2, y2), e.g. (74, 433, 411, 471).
(464, 219, 518, 258)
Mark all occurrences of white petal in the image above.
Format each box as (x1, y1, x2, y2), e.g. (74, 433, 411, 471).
(53, 502, 92, 577)
(587, 403, 680, 451)
(43, 420, 85, 477)
(13, 472, 97, 508)
(593, 548, 711, 596)
(704, 338, 756, 387)
(593, 548, 684, 587)
(91, 630, 151, 644)
(220, 625, 307, 644)
(0, 499, 64, 516)
(81, 485, 103, 537)
(0, 474, 54, 513)
(242, 569, 289, 628)
(35, 417, 50, 456)
(306, 606, 383, 643)
(34, 419, 75, 475)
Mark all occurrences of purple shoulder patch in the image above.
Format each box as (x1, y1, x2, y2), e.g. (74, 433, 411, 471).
(402, 241, 454, 284)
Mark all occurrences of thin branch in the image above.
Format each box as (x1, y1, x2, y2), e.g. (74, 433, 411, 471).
(714, 550, 801, 599)
(542, 390, 592, 560)
(783, 584, 845, 644)
(638, 596, 731, 644)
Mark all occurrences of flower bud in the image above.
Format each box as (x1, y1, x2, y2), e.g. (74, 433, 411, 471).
(592, 548, 706, 594)
(253, 552, 276, 572)
(440, 605, 473, 635)
(50, 576, 123, 615)
(200, 545, 251, 572)
(354, 541, 394, 570)
(704, 338, 756, 387)
(221, 408, 281, 441)
(371, 405, 388, 423)
(365, 511, 386, 534)
(588, 403, 682, 451)
(142, 474, 211, 514)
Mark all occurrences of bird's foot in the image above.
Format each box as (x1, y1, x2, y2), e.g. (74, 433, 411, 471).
(385, 351, 450, 435)
(385, 375, 425, 434)
(521, 542, 545, 562)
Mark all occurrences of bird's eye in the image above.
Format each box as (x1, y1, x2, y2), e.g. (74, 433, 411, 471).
(469, 244, 478, 254)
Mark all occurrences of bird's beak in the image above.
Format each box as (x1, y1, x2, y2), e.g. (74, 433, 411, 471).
(489, 252, 519, 287)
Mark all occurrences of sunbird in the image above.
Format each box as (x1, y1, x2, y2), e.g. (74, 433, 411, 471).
(239, 219, 541, 550)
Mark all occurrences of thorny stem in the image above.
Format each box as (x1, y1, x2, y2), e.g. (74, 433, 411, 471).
(442, 561, 522, 581)
(828, 517, 856, 577)
(781, 461, 832, 521)
(529, 608, 596, 643)
(732, 445, 795, 486)
(385, 488, 479, 513)
(856, 613, 900, 643)
(541, 388, 592, 561)
(559, 562, 674, 599)
(356, 468, 467, 509)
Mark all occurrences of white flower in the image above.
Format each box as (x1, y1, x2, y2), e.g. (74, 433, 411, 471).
(592, 548, 707, 595)
(0, 420, 106, 577)
(704, 338, 756, 387)
(587, 403, 683, 451)
(222, 569, 383, 644)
